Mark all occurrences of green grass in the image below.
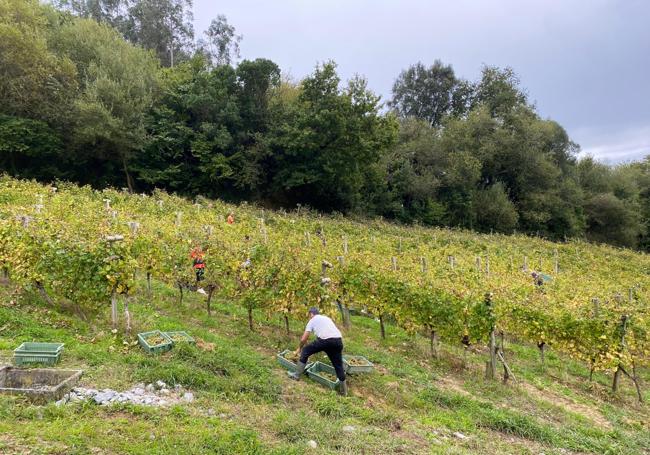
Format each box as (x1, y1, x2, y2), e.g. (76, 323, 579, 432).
(0, 279, 648, 454)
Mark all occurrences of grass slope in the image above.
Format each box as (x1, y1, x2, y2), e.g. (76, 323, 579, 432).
(0, 275, 648, 455)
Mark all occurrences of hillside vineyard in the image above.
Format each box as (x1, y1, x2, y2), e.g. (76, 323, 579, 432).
(0, 177, 647, 393)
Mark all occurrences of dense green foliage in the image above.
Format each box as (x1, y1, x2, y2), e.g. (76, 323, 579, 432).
(0, 0, 648, 249)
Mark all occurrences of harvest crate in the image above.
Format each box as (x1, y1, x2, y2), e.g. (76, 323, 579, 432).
(137, 331, 172, 354)
(276, 350, 312, 371)
(14, 342, 64, 366)
(164, 331, 195, 345)
(343, 355, 374, 374)
(0, 365, 82, 403)
(306, 361, 340, 390)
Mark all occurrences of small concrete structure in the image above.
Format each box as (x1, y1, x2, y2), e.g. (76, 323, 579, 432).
(0, 365, 82, 403)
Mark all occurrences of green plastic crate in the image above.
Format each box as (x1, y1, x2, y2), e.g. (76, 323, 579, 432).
(306, 361, 340, 390)
(164, 331, 195, 345)
(343, 355, 374, 374)
(137, 331, 172, 354)
(14, 343, 64, 366)
(276, 350, 313, 372)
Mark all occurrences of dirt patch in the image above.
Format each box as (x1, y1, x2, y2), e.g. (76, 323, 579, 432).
(520, 382, 612, 430)
(0, 434, 69, 455)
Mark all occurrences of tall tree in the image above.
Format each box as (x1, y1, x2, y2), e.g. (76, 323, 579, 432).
(389, 60, 458, 127)
(198, 14, 242, 67)
(52, 17, 159, 190)
(54, 0, 194, 67)
(269, 62, 397, 211)
(0, 0, 77, 124)
(123, 0, 194, 67)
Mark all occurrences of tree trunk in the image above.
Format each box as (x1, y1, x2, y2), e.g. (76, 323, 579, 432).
(178, 282, 183, 304)
(343, 304, 351, 329)
(631, 362, 644, 403)
(248, 308, 254, 331)
(122, 156, 134, 193)
(379, 314, 386, 339)
(486, 328, 497, 380)
(538, 342, 546, 368)
(612, 365, 623, 392)
(206, 287, 214, 316)
(284, 315, 290, 335)
(35, 281, 55, 306)
(429, 329, 438, 359)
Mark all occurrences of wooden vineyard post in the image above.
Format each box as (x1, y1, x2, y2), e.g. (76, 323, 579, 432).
(485, 256, 490, 277)
(538, 255, 543, 271)
(420, 257, 427, 274)
(398, 237, 402, 253)
(343, 237, 348, 254)
(305, 231, 311, 247)
(124, 296, 131, 335)
(146, 271, 152, 293)
(175, 212, 182, 227)
(523, 255, 528, 272)
(336, 256, 351, 329)
(448, 255, 455, 270)
(485, 293, 497, 380)
(475, 257, 481, 273)
(553, 249, 559, 274)
(589, 297, 600, 381)
(111, 288, 118, 330)
(391, 257, 397, 272)
(612, 314, 629, 393)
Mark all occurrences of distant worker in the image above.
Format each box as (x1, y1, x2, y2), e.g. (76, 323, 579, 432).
(190, 245, 207, 295)
(288, 307, 348, 396)
(531, 271, 551, 287)
(227, 212, 234, 224)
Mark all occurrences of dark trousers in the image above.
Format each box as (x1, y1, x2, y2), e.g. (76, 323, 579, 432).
(300, 337, 346, 381)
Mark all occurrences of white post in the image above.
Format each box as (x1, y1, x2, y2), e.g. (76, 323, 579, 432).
(103, 199, 111, 209)
(343, 237, 348, 254)
(175, 212, 182, 227)
(391, 257, 397, 271)
(420, 257, 427, 273)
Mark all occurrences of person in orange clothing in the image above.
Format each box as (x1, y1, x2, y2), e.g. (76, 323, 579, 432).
(190, 245, 207, 295)
(227, 212, 234, 224)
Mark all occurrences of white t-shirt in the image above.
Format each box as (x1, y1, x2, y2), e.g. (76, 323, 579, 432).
(305, 315, 342, 340)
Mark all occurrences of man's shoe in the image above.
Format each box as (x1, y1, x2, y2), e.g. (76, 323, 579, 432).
(338, 379, 348, 396)
(288, 361, 306, 380)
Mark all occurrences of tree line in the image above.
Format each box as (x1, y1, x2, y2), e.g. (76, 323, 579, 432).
(1, 0, 648, 250)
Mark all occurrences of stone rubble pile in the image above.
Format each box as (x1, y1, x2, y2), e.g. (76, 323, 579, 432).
(55, 381, 194, 407)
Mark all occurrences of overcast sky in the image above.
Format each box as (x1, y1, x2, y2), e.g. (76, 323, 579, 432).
(193, 0, 649, 163)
